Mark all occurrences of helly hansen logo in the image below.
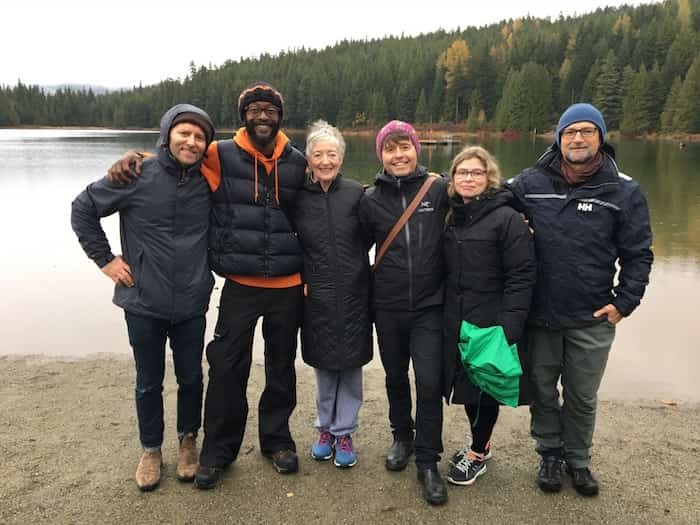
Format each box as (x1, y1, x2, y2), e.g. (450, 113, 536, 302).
(417, 200, 434, 213)
(577, 202, 593, 212)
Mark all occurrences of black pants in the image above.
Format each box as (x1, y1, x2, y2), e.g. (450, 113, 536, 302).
(465, 403, 499, 453)
(199, 280, 303, 468)
(374, 306, 444, 467)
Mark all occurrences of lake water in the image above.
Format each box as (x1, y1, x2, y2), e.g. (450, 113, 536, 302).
(1, 128, 698, 402)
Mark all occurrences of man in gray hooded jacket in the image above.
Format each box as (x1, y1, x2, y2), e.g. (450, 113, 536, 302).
(71, 104, 215, 492)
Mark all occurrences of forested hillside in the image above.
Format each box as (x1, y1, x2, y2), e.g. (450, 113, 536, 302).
(2, 0, 699, 134)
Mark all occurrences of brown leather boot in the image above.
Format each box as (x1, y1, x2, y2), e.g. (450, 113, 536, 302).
(135, 450, 162, 491)
(176, 433, 199, 482)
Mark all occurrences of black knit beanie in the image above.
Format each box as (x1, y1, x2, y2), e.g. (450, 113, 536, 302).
(170, 111, 215, 146)
(238, 82, 284, 122)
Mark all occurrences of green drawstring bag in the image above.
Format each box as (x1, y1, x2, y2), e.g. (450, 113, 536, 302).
(458, 320, 523, 408)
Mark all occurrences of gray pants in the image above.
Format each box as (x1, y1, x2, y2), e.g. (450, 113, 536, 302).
(314, 367, 363, 437)
(529, 322, 615, 469)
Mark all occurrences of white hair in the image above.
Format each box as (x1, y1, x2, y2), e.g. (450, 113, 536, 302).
(305, 119, 346, 157)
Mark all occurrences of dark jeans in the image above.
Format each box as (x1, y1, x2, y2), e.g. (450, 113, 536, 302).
(199, 280, 303, 468)
(125, 311, 205, 450)
(374, 306, 444, 467)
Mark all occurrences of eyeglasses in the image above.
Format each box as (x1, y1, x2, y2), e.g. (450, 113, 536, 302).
(561, 126, 598, 139)
(246, 105, 280, 118)
(454, 168, 487, 179)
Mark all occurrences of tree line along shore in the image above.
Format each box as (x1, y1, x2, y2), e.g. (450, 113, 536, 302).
(2, 0, 700, 136)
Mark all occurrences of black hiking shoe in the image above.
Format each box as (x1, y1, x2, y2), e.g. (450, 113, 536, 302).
(537, 455, 564, 493)
(266, 449, 299, 474)
(566, 465, 599, 497)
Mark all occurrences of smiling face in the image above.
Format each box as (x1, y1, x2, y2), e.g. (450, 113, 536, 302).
(381, 138, 418, 177)
(453, 157, 488, 201)
(168, 122, 207, 166)
(308, 139, 342, 188)
(244, 101, 281, 149)
(560, 120, 601, 164)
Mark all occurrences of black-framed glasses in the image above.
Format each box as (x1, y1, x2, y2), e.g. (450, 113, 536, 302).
(454, 168, 487, 179)
(246, 105, 280, 118)
(561, 126, 598, 139)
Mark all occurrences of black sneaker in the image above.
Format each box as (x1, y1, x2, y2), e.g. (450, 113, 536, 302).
(267, 449, 299, 474)
(449, 440, 492, 467)
(447, 450, 487, 486)
(536, 456, 564, 493)
(566, 465, 599, 497)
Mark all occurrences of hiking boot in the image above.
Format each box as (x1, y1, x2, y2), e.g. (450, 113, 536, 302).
(566, 465, 599, 497)
(385, 439, 414, 471)
(449, 440, 492, 466)
(311, 431, 335, 461)
(266, 449, 299, 474)
(333, 435, 357, 468)
(176, 433, 198, 482)
(135, 450, 162, 492)
(193, 465, 224, 490)
(537, 455, 564, 493)
(417, 466, 448, 505)
(447, 449, 487, 486)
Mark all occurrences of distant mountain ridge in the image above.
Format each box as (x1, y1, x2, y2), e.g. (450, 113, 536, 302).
(41, 84, 117, 95)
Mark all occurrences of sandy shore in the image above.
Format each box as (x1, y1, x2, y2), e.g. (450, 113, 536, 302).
(1, 354, 698, 525)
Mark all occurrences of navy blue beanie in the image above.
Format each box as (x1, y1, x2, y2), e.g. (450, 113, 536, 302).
(556, 103, 607, 147)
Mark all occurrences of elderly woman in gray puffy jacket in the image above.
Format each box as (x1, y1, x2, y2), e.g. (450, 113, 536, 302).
(293, 120, 372, 468)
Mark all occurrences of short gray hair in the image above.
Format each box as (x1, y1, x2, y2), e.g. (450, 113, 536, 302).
(305, 119, 346, 158)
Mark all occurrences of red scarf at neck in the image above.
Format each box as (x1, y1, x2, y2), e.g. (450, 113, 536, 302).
(560, 151, 603, 186)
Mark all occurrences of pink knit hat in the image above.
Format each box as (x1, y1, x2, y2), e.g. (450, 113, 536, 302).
(375, 120, 421, 160)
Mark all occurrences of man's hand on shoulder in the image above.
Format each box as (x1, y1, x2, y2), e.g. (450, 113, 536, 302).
(107, 150, 146, 185)
(101, 255, 134, 287)
(593, 304, 622, 325)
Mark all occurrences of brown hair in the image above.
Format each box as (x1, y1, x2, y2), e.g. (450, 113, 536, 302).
(447, 145, 502, 198)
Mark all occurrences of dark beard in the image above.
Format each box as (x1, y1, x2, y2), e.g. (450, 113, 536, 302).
(245, 119, 280, 149)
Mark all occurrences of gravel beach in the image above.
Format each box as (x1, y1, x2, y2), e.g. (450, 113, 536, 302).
(1, 355, 698, 524)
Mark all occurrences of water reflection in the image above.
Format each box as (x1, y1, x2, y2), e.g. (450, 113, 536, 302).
(0, 129, 698, 401)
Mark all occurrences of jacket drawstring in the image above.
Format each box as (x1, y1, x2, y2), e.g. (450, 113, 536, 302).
(253, 155, 259, 203)
(274, 159, 280, 205)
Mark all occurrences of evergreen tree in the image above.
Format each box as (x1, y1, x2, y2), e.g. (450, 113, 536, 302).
(496, 63, 552, 132)
(660, 76, 683, 131)
(466, 89, 484, 130)
(368, 91, 389, 126)
(0, 89, 20, 126)
(581, 59, 601, 103)
(594, 50, 623, 129)
(674, 53, 700, 132)
(621, 65, 658, 134)
(414, 88, 430, 123)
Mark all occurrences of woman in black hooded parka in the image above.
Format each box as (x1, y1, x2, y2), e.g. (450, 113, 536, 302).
(442, 146, 536, 487)
(293, 120, 372, 469)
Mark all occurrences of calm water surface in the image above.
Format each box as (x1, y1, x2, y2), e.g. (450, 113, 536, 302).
(1, 129, 698, 402)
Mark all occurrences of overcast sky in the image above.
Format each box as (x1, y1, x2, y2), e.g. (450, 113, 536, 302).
(3, 0, 656, 89)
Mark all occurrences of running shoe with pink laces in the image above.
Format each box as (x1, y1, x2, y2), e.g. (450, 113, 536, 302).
(311, 431, 335, 460)
(333, 435, 357, 468)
